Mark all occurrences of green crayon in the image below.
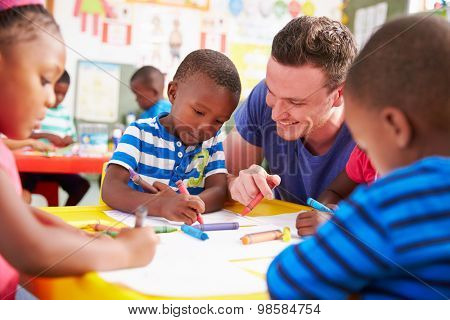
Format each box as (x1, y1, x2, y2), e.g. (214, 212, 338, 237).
(153, 226, 178, 234)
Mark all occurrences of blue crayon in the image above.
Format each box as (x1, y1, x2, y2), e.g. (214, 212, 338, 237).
(306, 198, 334, 214)
(181, 224, 209, 241)
(193, 222, 239, 231)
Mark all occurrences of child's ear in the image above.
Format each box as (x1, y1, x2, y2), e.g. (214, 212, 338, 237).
(380, 107, 413, 148)
(167, 81, 177, 104)
(331, 84, 344, 107)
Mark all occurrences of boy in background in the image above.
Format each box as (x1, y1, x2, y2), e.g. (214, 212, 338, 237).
(267, 15, 450, 299)
(21, 71, 90, 205)
(130, 65, 171, 119)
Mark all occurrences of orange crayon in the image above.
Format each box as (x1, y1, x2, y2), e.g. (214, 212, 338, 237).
(241, 180, 277, 216)
(240, 230, 283, 245)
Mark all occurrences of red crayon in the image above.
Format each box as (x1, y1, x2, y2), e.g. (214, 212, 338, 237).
(241, 180, 277, 216)
(176, 180, 204, 225)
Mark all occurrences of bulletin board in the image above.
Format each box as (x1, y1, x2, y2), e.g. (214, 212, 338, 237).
(75, 60, 138, 124)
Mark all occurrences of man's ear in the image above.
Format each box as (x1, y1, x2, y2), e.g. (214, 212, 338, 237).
(167, 81, 177, 104)
(331, 84, 344, 107)
(380, 107, 413, 148)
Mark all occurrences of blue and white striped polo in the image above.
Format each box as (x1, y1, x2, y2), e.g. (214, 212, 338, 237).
(109, 113, 227, 195)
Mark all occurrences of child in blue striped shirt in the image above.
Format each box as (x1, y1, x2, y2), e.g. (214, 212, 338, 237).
(267, 15, 450, 299)
(103, 49, 241, 224)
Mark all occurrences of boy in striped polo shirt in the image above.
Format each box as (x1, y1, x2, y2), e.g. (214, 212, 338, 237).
(103, 49, 241, 224)
(21, 71, 90, 205)
(267, 15, 450, 299)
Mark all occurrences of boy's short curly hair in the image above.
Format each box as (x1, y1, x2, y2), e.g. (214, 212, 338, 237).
(173, 49, 241, 101)
(346, 15, 450, 133)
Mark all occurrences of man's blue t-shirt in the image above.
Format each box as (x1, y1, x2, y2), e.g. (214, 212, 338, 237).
(234, 80, 355, 204)
(140, 99, 172, 119)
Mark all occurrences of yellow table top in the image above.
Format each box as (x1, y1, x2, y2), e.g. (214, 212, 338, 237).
(29, 200, 309, 300)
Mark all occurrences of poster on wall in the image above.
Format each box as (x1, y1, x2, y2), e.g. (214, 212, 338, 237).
(75, 60, 121, 122)
(230, 42, 271, 98)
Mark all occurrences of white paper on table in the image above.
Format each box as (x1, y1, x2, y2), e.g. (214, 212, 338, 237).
(99, 244, 267, 297)
(248, 211, 308, 238)
(104, 209, 260, 228)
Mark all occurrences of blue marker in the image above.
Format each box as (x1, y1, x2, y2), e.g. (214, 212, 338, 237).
(181, 224, 209, 241)
(306, 198, 334, 214)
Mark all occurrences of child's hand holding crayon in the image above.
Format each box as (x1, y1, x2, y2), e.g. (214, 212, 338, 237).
(152, 181, 205, 225)
(296, 204, 338, 236)
(114, 227, 159, 267)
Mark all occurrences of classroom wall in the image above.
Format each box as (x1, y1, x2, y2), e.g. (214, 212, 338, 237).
(51, 0, 343, 122)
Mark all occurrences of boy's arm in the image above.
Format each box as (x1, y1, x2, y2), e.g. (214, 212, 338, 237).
(198, 173, 227, 213)
(318, 169, 359, 206)
(102, 164, 203, 224)
(30, 132, 66, 147)
(268, 196, 394, 299)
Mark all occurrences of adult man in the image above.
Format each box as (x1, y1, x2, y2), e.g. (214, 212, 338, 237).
(225, 16, 357, 206)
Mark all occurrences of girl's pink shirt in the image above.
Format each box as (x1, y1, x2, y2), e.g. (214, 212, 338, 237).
(0, 139, 21, 299)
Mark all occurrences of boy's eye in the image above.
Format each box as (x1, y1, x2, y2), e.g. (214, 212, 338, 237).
(193, 108, 205, 116)
(40, 76, 51, 86)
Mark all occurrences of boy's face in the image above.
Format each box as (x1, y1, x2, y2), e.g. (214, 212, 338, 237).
(52, 82, 69, 108)
(167, 73, 239, 146)
(344, 94, 411, 176)
(130, 79, 158, 110)
(0, 32, 65, 139)
(265, 57, 343, 141)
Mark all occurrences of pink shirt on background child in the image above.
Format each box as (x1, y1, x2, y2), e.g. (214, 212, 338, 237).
(345, 146, 377, 184)
(0, 139, 21, 299)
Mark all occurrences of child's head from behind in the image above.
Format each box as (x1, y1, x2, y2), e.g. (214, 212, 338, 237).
(345, 15, 449, 176)
(0, 4, 65, 139)
(130, 66, 165, 110)
(166, 49, 241, 145)
(52, 70, 70, 108)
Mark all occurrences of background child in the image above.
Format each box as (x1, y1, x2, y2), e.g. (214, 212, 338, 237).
(267, 15, 450, 299)
(20, 70, 90, 205)
(296, 145, 376, 235)
(0, 2, 157, 300)
(103, 49, 241, 224)
(130, 65, 171, 119)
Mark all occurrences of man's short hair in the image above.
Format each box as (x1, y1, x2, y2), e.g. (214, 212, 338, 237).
(271, 16, 357, 90)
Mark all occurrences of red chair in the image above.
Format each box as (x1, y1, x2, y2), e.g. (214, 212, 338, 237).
(34, 181, 59, 206)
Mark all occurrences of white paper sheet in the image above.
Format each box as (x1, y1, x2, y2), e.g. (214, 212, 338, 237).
(104, 209, 259, 228)
(99, 244, 267, 297)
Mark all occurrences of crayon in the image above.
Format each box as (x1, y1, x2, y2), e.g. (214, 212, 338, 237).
(176, 180, 204, 225)
(240, 180, 277, 216)
(240, 230, 282, 245)
(306, 198, 334, 214)
(129, 168, 157, 193)
(102, 230, 119, 238)
(181, 224, 209, 241)
(134, 206, 148, 228)
(193, 222, 239, 231)
(282, 227, 291, 242)
(89, 224, 121, 233)
(153, 226, 178, 234)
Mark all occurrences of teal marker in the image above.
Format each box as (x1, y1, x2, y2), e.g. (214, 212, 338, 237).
(306, 198, 334, 214)
(181, 224, 209, 241)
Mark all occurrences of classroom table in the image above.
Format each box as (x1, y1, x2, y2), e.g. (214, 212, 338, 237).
(27, 200, 309, 299)
(14, 152, 110, 174)
(14, 152, 110, 205)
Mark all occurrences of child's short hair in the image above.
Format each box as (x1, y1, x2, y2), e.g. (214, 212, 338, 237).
(346, 15, 450, 133)
(57, 70, 70, 85)
(130, 65, 164, 91)
(173, 49, 241, 100)
(0, 4, 60, 49)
